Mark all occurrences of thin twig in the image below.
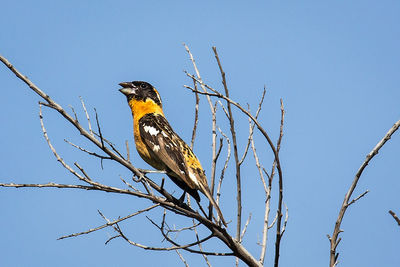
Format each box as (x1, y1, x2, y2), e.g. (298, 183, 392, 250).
(216, 128, 231, 205)
(120, 176, 140, 192)
(70, 105, 78, 122)
(268, 213, 278, 229)
(94, 108, 105, 149)
(98, 210, 182, 251)
(183, 44, 214, 111)
(193, 219, 212, 267)
(176, 250, 190, 267)
(281, 203, 289, 235)
(210, 102, 219, 195)
(147, 215, 222, 254)
(64, 139, 111, 160)
(206, 102, 220, 221)
(93, 132, 125, 159)
(79, 96, 93, 136)
(240, 213, 252, 242)
(126, 140, 130, 163)
(39, 103, 89, 183)
(58, 204, 159, 239)
(239, 87, 266, 165)
(389, 210, 400, 226)
(190, 78, 200, 149)
(348, 190, 369, 206)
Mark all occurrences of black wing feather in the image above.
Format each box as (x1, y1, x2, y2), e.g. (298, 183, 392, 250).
(138, 113, 200, 201)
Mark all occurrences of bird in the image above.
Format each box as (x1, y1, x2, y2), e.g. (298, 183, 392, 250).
(119, 81, 227, 227)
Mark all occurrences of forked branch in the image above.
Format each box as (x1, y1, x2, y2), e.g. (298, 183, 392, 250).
(329, 119, 400, 267)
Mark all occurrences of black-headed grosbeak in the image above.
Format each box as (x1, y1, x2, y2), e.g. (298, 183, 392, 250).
(119, 81, 227, 227)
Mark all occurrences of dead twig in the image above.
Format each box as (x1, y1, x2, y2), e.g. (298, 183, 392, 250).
(389, 210, 400, 226)
(79, 96, 93, 136)
(329, 119, 400, 267)
(58, 204, 160, 240)
(212, 47, 242, 254)
(176, 250, 190, 267)
(190, 78, 200, 150)
(64, 139, 112, 160)
(216, 128, 231, 205)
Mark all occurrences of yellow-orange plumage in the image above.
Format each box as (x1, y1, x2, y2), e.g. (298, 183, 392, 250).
(128, 97, 164, 169)
(119, 81, 227, 227)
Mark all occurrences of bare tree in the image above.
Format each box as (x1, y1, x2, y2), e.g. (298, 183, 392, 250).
(2, 45, 399, 267)
(0, 45, 287, 267)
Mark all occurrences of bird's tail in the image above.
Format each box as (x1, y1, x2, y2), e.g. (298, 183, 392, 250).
(199, 184, 227, 227)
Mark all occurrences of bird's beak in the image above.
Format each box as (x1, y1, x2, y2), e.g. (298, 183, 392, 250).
(119, 82, 137, 96)
(119, 82, 131, 88)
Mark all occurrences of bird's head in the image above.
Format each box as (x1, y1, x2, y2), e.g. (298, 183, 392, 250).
(119, 81, 162, 108)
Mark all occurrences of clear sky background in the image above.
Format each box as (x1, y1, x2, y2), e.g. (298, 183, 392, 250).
(1, 1, 399, 267)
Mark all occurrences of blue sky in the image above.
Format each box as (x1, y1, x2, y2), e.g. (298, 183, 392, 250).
(1, 1, 399, 266)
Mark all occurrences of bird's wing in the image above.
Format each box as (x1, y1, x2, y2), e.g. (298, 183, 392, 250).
(139, 113, 227, 227)
(138, 113, 197, 190)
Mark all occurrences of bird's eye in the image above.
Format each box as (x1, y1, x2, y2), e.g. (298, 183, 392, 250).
(140, 83, 147, 89)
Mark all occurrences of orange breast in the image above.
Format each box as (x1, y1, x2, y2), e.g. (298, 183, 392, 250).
(129, 98, 165, 169)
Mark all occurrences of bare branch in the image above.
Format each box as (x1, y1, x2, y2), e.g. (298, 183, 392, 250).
(64, 139, 112, 160)
(74, 162, 93, 181)
(239, 87, 266, 165)
(94, 108, 105, 149)
(389, 210, 400, 226)
(190, 220, 211, 265)
(210, 102, 219, 196)
(190, 78, 200, 150)
(176, 250, 190, 267)
(79, 96, 93, 136)
(251, 121, 269, 264)
(0, 182, 96, 190)
(212, 47, 242, 247)
(69, 105, 79, 122)
(93, 132, 125, 159)
(125, 140, 130, 163)
(268, 213, 278, 229)
(39, 103, 89, 183)
(250, 120, 268, 193)
(348, 190, 369, 206)
(0, 182, 147, 198)
(183, 79, 284, 203)
(281, 203, 289, 235)
(216, 127, 231, 205)
(120, 176, 140, 192)
(240, 213, 252, 242)
(274, 99, 285, 267)
(146, 215, 221, 254)
(58, 204, 159, 240)
(329, 118, 400, 267)
(183, 44, 214, 112)
(98, 210, 180, 251)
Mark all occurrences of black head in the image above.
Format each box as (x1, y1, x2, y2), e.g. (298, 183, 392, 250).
(119, 81, 162, 106)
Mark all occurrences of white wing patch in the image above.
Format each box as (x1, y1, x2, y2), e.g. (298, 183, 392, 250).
(144, 125, 159, 136)
(153, 145, 160, 152)
(189, 171, 199, 186)
(161, 131, 168, 137)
